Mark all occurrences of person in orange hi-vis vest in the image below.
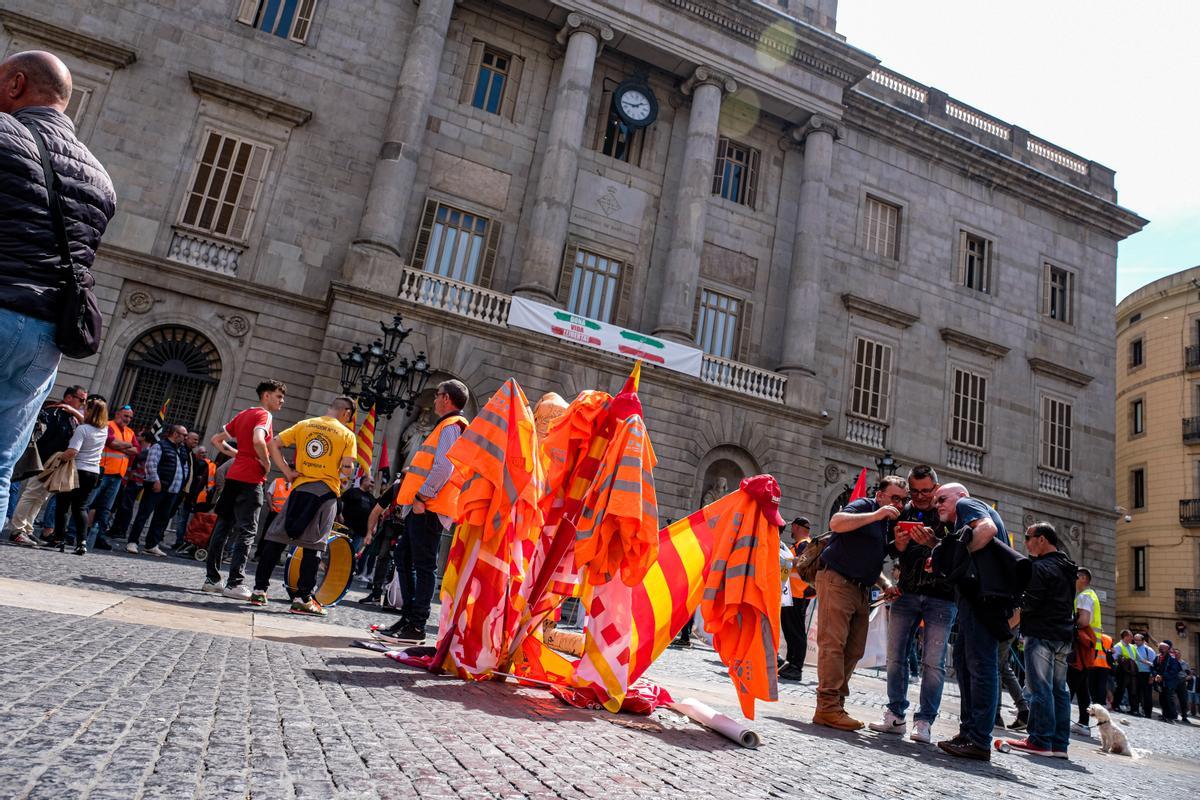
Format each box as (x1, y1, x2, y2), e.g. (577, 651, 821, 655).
(253, 471, 292, 560)
(85, 404, 137, 550)
(779, 516, 813, 682)
(377, 379, 471, 644)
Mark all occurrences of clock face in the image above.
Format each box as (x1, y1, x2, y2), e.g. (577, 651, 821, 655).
(619, 89, 652, 122)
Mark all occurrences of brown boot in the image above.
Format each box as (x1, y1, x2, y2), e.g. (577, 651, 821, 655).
(812, 710, 864, 731)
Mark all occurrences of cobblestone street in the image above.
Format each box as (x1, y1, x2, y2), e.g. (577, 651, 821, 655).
(1, 543, 1197, 799)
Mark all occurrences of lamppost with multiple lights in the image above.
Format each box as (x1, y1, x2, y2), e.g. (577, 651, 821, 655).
(338, 313, 434, 418)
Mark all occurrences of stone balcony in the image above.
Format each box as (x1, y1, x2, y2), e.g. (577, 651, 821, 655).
(946, 444, 984, 475)
(395, 266, 787, 403)
(167, 228, 243, 276)
(1037, 468, 1071, 499)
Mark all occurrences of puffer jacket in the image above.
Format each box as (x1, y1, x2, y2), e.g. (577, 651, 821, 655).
(0, 106, 116, 323)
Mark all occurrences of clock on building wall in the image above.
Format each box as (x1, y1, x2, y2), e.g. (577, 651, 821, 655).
(613, 78, 658, 128)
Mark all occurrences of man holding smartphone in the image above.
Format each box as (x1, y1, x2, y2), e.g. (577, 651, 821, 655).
(869, 465, 956, 743)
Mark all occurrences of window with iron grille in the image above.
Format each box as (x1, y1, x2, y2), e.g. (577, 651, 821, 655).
(950, 368, 987, 449)
(957, 231, 992, 294)
(851, 337, 893, 422)
(712, 137, 760, 208)
(566, 248, 622, 323)
(863, 195, 900, 259)
(695, 289, 743, 359)
(113, 326, 222, 436)
(410, 199, 501, 292)
(1131, 398, 1145, 435)
(1132, 546, 1147, 591)
(1131, 468, 1146, 509)
(1040, 395, 1072, 473)
(1043, 263, 1074, 324)
(598, 93, 645, 165)
(236, 0, 317, 43)
(1129, 337, 1144, 368)
(178, 129, 272, 243)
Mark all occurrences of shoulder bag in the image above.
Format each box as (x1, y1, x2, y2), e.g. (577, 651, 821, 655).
(21, 121, 103, 358)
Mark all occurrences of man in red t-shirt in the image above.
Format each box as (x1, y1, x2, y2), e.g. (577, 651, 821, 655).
(203, 379, 286, 597)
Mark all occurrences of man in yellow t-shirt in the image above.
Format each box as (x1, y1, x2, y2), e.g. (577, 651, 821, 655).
(251, 396, 357, 615)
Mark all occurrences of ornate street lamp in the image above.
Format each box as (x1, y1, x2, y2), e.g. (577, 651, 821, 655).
(338, 313, 433, 417)
(874, 450, 900, 483)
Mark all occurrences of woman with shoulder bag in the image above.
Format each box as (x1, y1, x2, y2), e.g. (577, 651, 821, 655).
(50, 398, 108, 554)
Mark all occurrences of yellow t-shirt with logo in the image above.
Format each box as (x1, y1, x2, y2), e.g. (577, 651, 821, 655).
(277, 416, 356, 495)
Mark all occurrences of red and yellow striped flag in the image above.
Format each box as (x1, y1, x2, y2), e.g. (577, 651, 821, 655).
(355, 404, 376, 476)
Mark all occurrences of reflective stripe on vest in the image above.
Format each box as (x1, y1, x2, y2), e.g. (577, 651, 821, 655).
(270, 478, 292, 513)
(1076, 587, 1103, 651)
(100, 422, 135, 476)
(196, 460, 216, 504)
(396, 414, 468, 517)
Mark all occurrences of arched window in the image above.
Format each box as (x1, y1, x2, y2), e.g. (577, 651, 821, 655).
(113, 326, 222, 435)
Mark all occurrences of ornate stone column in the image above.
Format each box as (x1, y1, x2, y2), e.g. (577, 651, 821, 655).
(652, 67, 737, 342)
(514, 13, 613, 302)
(355, 0, 457, 254)
(778, 115, 840, 409)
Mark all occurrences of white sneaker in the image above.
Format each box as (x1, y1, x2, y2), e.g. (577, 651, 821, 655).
(125, 543, 139, 554)
(222, 585, 252, 600)
(201, 580, 222, 593)
(910, 720, 932, 743)
(868, 711, 906, 735)
(144, 546, 167, 557)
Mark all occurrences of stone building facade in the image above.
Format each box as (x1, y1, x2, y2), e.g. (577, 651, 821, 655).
(4, 1, 1144, 592)
(1115, 268, 1200, 664)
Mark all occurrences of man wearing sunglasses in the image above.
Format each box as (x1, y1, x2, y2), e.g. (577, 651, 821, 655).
(931, 483, 1012, 761)
(812, 475, 906, 731)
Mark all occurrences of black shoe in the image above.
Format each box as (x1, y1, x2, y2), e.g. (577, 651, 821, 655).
(358, 591, 382, 605)
(73, 544, 86, 556)
(938, 738, 991, 761)
(668, 637, 691, 649)
(382, 623, 426, 644)
(778, 664, 804, 681)
(1009, 709, 1029, 731)
(994, 715, 1006, 729)
(93, 538, 113, 551)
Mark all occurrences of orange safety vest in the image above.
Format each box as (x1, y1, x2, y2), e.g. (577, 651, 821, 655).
(269, 477, 292, 513)
(396, 413, 468, 517)
(100, 421, 136, 476)
(789, 541, 811, 598)
(195, 460, 216, 504)
(1093, 632, 1113, 670)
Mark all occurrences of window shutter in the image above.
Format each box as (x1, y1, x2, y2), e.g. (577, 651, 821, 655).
(615, 259, 636, 328)
(290, 0, 317, 43)
(226, 143, 271, 242)
(477, 218, 501, 289)
(691, 286, 705, 344)
(1066, 270, 1075, 324)
(411, 199, 439, 269)
(501, 54, 523, 121)
(557, 241, 578, 306)
(594, 89, 614, 151)
(736, 299, 753, 362)
(712, 138, 727, 196)
(236, 0, 261, 25)
(1041, 263, 1052, 316)
(460, 41, 485, 105)
(746, 148, 761, 210)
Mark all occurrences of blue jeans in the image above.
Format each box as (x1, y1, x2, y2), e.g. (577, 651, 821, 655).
(953, 599, 1000, 748)
(885, 593, 957, 722)
(88, 473, 124, 539)
(1023, 636, 1071, 753)
(0, 308, 60, 525)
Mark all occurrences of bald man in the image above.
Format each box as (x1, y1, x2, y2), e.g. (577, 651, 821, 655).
(0, 50, 116, 526)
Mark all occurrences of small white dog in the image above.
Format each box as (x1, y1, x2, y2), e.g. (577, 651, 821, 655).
(1088, 703, 1133, 756)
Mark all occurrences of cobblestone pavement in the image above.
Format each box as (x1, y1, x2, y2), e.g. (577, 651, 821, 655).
(1, 542, 1198, 799)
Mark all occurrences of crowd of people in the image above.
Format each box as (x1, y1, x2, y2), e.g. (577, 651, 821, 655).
(774, 466, 1197, 762)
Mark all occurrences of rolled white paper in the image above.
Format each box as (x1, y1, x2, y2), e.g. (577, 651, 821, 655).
(669, 697, 761, 748)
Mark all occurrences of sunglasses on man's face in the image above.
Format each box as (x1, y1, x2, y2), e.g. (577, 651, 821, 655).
(933, 496, 953, 505)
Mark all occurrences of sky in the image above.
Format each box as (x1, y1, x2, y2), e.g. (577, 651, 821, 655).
(835, 0, 1200, 302)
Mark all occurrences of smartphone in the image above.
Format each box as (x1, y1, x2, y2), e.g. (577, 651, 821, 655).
(894, 521, 922, 534)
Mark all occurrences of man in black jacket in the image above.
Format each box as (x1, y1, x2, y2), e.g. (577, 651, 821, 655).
(1002, 522, 1077, 759)
(4, 384, 86, 544)
(0, 51, 116, 527)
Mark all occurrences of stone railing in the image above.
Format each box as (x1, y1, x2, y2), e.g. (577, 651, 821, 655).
(867, 67, 927, 102)
(699, 354, 787, 402)
(863, 68, 1101, 189)
(1037, 468, 1071, 498)
(397, 267, 511, 327)
(946, 99, 1011, 140)
(167, 229, 243, 276)
(846, 416, 887, 449)
(1176, 588, 1200, 615)
(946, 444, 983, 474)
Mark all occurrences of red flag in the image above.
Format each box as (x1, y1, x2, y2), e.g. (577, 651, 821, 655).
(848, 467, 868, 502)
